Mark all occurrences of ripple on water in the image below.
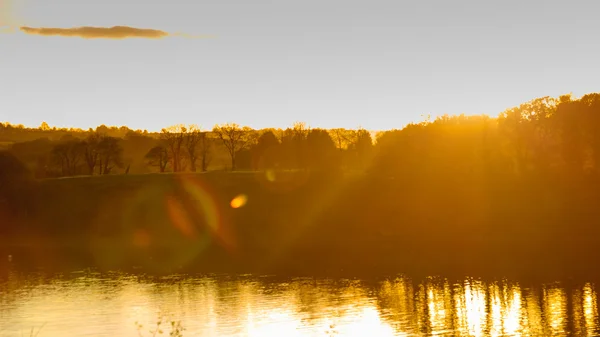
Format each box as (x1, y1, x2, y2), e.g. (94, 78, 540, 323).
(0, 271, 598, 336)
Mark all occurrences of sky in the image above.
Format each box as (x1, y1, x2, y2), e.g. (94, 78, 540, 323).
(1, 0, 599, 132)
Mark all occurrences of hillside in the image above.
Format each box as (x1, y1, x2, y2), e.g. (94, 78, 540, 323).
(2, 170, 599, 280)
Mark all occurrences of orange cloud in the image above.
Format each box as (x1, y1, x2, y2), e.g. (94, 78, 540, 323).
(19, 25, 171, 39)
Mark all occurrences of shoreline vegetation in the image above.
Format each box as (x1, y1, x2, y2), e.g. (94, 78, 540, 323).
(2, 93, 600, 280)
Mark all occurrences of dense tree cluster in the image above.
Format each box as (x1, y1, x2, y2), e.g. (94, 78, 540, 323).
(370, 93, 600, 180)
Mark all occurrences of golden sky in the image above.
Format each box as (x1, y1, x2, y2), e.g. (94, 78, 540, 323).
(1, 0, 599, 131)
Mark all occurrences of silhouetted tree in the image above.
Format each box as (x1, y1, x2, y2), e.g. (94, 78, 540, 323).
(161, 125, 186, 172)
(306, 128, 339, 170)
(213, 123, 256, 170)
(97, 136, 123, 175)
(184, 125, 202, 172)
(123, 131, 157, 174)
(280, 122, 310, 169)
(51, 139, 85, 176)
(83, 133, 101, 175)
(347, 128, 374, 170)
(145, 145, 170, 173)
(497, 96, 559, 176)
(329, 128, 350, 151)
(250, 130, 280, 170)
(198, 132, 213, 172)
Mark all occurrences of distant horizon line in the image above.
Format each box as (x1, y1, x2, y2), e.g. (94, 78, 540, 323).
(2, 90, 596, 133)
(1, 110, 508, 133)
(0, 112, 494, 134)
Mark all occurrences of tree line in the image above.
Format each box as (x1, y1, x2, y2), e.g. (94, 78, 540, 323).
(2, 92, 600, 183)
(0, 121, 375, 178)
(371, 93, 600, 182)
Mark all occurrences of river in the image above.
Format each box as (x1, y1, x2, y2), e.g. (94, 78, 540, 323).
(1, 270, 598, 336)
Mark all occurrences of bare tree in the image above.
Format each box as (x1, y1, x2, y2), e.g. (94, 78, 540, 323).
(290, 122, 310, 169)
(213, 123, 256, 170)
(291, 122, 310, 141)
(198, 132, 213, 172)
(184, 125, 203, 172)
(161, 125, 186, 172)
(97, 136, 123, 175)
(51, 140, 85, 176)
(145, 145, 170, 173)
(83, 132, 101, 175)
(329, 128, 349, 151)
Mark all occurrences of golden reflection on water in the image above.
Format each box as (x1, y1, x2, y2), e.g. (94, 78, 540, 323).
(583, 283, 599, 335)
(453, 278, 487, 336)
(572, 282, 600, 337)
(544, 285, 568, 335)
(487, 281, 523, 336)
(425, 278, 454, 335)
(0, 272, 599, 336)
(523, 287, 544, 336)
(504, 284, 523, 336)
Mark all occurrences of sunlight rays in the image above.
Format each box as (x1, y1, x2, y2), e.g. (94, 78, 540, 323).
(87, 173, 236, 272)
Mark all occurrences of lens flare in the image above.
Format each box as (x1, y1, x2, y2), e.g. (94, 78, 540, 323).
(133, 229, 151, 248)
(178, 175, 221, 231)
(166, 195, 197, 239)
(230, 194, 248, 208)
(89, 174, 235, 272)
(265, 169, 276, 182)
(177, 174, 237, 252)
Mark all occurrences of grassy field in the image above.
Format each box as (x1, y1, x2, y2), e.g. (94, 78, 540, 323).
(2, 170, 599, 280)
(0, 141, 13, 150)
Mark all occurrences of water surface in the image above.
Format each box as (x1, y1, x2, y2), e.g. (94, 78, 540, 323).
(1, 271, 598, 336)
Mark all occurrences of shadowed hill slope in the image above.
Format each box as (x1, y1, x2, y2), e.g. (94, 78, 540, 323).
(2, 170, 600, 280)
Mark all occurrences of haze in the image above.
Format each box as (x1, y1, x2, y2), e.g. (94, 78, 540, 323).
(0, 0, 600, 130)
(1, 0, 599, 131)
